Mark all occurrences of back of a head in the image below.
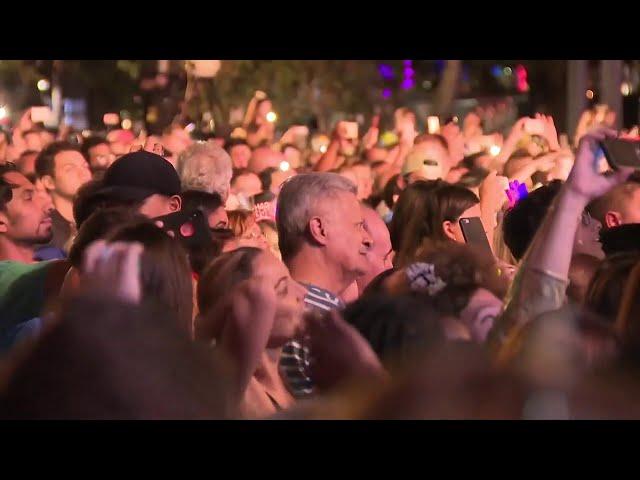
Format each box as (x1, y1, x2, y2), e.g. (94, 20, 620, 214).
(414, 133, 449, 151)
(176, 142, 232, 198)
(181, 189, 224, 216)
(227, 209, 255, 238)
(503, 180, 563, 261)
(0, 295, 231, 419)
(249, 146, 282, 174)
(73, 179, 128, 229)
(276, 172, 357, 263)
(258, 167, 278, 193)
(393, 181, 479, 267)
(343, 294, 446, 371)
(500, 305, 618, 393)
(357, 342, 522, 419)
(106, 221, 193, 334)
(412, 240, 508, 316)
(587, 181, 640, 226)
(69, 207, 148, 269)
(585, 252, 640, 322)
(389, 180, 444, 253)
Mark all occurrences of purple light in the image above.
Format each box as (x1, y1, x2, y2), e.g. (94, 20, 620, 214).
(401, 78, 415, 90)
(403, 67, 415, 77)
(403, 60, 412, 67)
(378, 64, 395, 80)
(382, 88, 392, 99)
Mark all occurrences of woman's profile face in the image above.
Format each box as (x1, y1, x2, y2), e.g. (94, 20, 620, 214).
(251, 251, 306, 346)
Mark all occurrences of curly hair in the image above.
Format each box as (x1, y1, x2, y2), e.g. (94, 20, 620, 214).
(410, 240, 508, 317)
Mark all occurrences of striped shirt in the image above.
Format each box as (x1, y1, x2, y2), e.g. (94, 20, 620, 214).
(279, 284, 344, 398)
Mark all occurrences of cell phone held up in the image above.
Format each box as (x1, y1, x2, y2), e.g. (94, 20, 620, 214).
(459, 217, 493, 258)
(599, 138, 640, 170)
(524, 118, 545, 136)
(155, 209, 212, 251)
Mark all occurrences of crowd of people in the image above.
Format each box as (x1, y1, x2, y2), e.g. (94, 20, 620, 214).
(1, 86, 640, 420)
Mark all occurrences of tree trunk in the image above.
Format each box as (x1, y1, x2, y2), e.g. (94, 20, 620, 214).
(434, 60, 461, 118)
(566, 60, 588, 138)
(600, 60, 623, 129)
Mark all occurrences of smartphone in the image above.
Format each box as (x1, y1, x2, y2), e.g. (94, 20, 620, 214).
(427, 116, 441, 134)
(30, 106, 52, 123)
(600, 138, 640, 170)
(291, 125, 310, 137)
(524, 118, 545, 136)
(459, 217, 493, 257)
(343, 121, 359, 140)
(155, 209, 212, 250)
(103, 113, 120, 126)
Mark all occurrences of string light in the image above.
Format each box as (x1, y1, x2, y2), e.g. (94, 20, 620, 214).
(37, 79, 50, 92)
(621, 82, 632, 96)
(401, 60, 415, 90)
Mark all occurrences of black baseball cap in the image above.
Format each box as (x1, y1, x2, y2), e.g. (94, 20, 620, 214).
(95, 151, 181, 203)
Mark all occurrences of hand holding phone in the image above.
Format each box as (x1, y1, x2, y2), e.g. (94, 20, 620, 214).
(427, 116, 441, 134)
(30, 106, 52, 124)
(339, 121, 359, 140)
(524, 118, 545, 136)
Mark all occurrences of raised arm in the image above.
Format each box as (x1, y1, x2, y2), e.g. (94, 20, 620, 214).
(488, 128, 633, 349)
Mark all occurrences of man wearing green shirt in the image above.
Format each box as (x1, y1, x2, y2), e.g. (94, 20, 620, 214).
(0, 163, 56, 350)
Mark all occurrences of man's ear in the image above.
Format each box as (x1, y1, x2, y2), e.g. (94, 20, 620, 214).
(0, 212, 9, 234)
(309, 216, 329, 246)
(40, 175, 55, 192)
(604, 211, 622, 229)
(169, 195, 182, 212)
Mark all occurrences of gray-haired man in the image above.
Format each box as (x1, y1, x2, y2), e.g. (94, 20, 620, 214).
(276, 172, 373, 397)
(176, 142, 233, 202)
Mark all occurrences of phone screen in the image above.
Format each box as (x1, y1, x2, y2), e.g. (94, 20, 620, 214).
(31, 107, 51, 124)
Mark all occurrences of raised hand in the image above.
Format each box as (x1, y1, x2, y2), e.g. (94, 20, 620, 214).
(536, 113, 560, 151)
(129, 137, 165, 157)
(82, 240, 144, 304)
(566, 128, 634, 202)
